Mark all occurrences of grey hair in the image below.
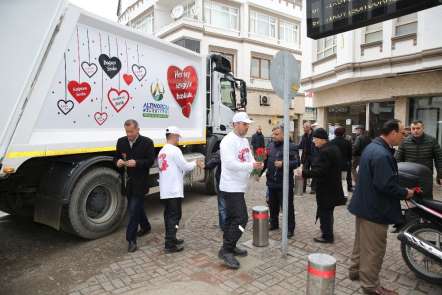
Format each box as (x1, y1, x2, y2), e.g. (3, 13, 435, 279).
(124, 119, 139, 128)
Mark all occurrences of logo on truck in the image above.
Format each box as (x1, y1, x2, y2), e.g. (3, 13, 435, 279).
(142, 102, 169, 119)
(167, 66, 198, 118)
(150, 81, 165, 101)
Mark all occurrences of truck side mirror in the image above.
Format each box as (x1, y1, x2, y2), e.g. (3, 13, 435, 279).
(239, 81, 247, 108)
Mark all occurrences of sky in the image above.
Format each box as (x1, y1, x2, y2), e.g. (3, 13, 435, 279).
(68, 0, 119, 21)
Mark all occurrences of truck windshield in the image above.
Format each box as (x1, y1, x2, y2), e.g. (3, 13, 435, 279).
(220, 79, 236, 110)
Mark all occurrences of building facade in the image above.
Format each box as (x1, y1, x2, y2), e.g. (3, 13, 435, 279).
(301, 2, 442, 145)
(117, 0, 307, 139)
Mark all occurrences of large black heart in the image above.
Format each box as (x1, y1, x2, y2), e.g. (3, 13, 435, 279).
(98, 54, 121, 79)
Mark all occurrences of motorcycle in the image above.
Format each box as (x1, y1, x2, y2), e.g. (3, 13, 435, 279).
(398, 196, 442, 285)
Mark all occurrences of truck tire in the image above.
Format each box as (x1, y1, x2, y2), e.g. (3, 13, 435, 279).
(65, 167, 127, 239)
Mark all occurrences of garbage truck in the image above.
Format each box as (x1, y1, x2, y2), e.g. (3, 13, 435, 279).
(0, 0, 247, 239)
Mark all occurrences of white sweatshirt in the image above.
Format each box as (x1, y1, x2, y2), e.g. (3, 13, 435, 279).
(219, 131, 255, 193)
(158, 144, 196, 199)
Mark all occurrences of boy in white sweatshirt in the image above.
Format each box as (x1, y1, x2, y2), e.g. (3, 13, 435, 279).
(158, 126, 204, 253)
(218, 112, 264, 269)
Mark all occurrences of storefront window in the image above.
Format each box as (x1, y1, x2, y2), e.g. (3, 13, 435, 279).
(369, 102, 395, 138)
(409, 97, 442, 146)
(327, 104, 366, 138)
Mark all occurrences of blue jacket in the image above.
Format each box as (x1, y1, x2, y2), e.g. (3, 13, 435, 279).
(348, 137, 408, 225)
(263, 141, 299, 189)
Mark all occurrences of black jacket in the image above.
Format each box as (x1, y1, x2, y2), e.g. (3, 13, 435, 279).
(302, 142, 345, 209)
(348, 137, 408, 224)
(330, 135, 352, 170)
(263, 141, 299, 189)
(205, 150, 221, 189)
(395, 133, 442, 178)
(251, 132, 265, 151)
(353, 133, 372, 156)
(114, 135, 155, 196)
(299, 132, 314, 163)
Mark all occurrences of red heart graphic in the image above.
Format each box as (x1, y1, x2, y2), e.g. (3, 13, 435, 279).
(94, 112, 108, 126)
(107, 88, 130, 113)
(123, 73, 133, 85)
(68, 81, 91, 103)
(167, 65, 198, 118)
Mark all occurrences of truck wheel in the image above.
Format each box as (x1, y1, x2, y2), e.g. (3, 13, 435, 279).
(65, 167, 127, 239)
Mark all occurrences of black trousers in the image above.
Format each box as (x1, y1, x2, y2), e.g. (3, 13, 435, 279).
(317, 207, 334, 241)
(268, 187, 295, 233)
(346, 162, 353, 189)
(126, 195, 151, 243)
(302, 158, 312, 192)
(162, 198, 182, 249)
(222, 192, 248, 253)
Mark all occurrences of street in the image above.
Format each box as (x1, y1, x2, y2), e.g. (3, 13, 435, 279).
(0, 181, 441, 295)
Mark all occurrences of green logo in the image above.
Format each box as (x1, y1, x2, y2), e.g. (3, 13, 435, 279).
(150, 81, 165, 101)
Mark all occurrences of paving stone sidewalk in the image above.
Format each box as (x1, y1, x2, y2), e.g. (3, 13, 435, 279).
(69, 181, 442, 295)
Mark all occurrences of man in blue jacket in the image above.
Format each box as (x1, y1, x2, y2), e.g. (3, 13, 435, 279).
(348, 119, 415, 295)
(263, 125, 299, 238)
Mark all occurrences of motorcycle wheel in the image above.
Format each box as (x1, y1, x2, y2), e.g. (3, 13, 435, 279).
(400, 222, 442, 285)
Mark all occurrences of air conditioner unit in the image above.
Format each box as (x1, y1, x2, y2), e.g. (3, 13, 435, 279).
(259, 95, 270, 106)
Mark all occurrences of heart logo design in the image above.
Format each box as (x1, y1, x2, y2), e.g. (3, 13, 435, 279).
(68, 80, 91, 103)
(99, 54, 122, 79)
(123, 73, 133, 85)
(81, 61, 98, 78)
(94, 112, 108, 126)
(107, 88, 130, 113)
(57, 99, 74, 115)
(132, 64, 147, 81)
(167, 65, 198, 118)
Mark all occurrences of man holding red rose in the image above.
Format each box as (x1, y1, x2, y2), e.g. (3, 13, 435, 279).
(262, 125, 300, 238)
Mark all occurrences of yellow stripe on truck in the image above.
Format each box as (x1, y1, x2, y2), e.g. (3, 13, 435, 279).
(5, 140, 207, 159)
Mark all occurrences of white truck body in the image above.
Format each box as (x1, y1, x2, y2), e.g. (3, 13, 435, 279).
(1, 0, 206, 175)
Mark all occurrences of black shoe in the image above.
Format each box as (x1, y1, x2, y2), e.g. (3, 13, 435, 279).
(269, 225, 279, 231)
(218, 249, 240, 269)
(349, 272, 360, 281)
(313, 237, 334, 244)
(165, 244, 184, 253)
(128, 241, 138, 253)
(137, 227, 151, 237)
(310, 190, 316, 194)
(175, 238, 184, 245)
(287, 231, 294, 238)
(348, 187, 353, 192)
(232, 247, 248, 257)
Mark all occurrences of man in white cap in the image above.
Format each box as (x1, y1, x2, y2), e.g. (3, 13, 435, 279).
(218, 112, 264, 269)
(158, 126, 204, 253)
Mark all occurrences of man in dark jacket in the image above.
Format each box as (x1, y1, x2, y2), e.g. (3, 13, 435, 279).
(331, 127, 353, 192)
(205, 150, 225, 230)
(251, 126, 265, 154)
(297, 128, 345, 243)
(348, 119, 414, 295)
(352, 126, 371, 183)
(263, 125, 299, 238)
(299, 122, 314, 193)
(114, 119, 155, 253)
(395, 120, 442, 185)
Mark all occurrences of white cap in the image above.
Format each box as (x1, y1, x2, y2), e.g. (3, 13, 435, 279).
(311, 122, 319, 127)
(232, 112, 253, 124)
(166, 126, 181, 137)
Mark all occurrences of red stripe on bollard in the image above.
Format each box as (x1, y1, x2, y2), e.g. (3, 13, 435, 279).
(253, 212, 269, 220)
(307, 265, 336, 279)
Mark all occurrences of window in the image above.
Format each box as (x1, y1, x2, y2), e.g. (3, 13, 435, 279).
(251, 56, 271, 80)
(220, 80, 236, 109)
(204, 1, 239, 30)
(130, 11, 154, 34)
(365, 23, 383, 43)
(183, 1, 197, 19)
(174, 38, 200, 53)
(317, 36, 336, 60)
(210, 51, 235, 73)
(250, 11, 276, 38)
(395, 13, 417, 36)
(279, 21, 299, 45)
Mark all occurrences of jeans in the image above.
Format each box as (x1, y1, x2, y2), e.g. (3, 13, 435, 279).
(217, 192, 227, 230)
(162, 198, 182, 249)
(317, 207, 334, 241)
(268, 187, 295, 233)
(126, 195, 151, 243)
(222, 192, 248, 253)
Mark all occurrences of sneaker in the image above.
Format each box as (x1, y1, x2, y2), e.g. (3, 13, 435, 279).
(232, 247, 248, 257)
(218, 249, 240, 269)
(128, 241, 138, 253)
(165, 244, 184, 254)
